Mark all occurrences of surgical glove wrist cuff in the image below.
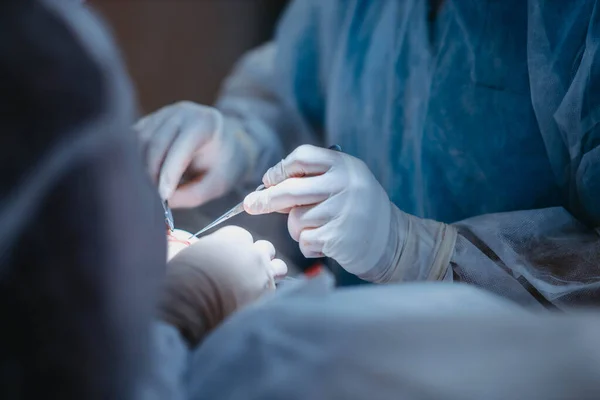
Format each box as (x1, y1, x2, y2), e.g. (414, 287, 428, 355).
(360, 204, 458, 283)
(357, 202, 406, 282)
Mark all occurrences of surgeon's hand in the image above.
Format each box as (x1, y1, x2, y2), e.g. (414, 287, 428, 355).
(158, 226, 287, 346)
(243, 145, 393, 277)
(135, 102, 257, 208)
(243, 145, 458, 283)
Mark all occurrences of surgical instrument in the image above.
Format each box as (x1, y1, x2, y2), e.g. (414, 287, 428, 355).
(189, 184, 265, 238)
(163, 200, 175, 231)
(189, 144, 342, 238)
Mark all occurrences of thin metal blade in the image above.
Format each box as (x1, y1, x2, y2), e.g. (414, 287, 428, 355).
(188, 203, 244, 238)
(188, 184, 265, 239)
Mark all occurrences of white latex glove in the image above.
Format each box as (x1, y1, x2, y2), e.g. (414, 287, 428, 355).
(160, 226, 287, 346)
(135, 102, 258, 208)
(243, 145, 458, 282)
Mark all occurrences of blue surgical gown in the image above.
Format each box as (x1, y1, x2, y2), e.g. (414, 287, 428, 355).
(216, 0, 600, 308)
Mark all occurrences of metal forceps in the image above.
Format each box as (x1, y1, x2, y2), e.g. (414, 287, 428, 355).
(188, 144, 341, 239)
(188, 184, 265, 239)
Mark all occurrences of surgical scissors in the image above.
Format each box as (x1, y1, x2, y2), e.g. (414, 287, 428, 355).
(188, 144, 342, 239)
(163, 200, 175, 231)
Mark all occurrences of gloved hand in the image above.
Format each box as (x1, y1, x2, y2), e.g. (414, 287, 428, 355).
(135, 102, 259, 208)
(243, 145, 458, 283)
(158, 226, 287, 346)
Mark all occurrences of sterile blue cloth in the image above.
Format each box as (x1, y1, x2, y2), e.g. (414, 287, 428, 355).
(272, 0, 596, 225)
(216, 0, 600, 307)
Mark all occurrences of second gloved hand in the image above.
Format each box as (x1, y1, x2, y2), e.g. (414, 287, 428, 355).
(243, 145, 458, 282)
(159, 226, 287, 346)
(243, 145, 393, 278)
(135, 102, 258, 208)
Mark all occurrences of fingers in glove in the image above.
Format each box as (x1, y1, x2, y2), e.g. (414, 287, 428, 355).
(209, 225, 254, 245)
(168, 167, 227, 208)
(158, 122, 215, 202)
(262, 144, 340, 187)
(253, 240, 276, 261)
(134, 105, 171, 142)
(287, 204, 333, 242)
(146, 117, 181, 183)
(270, 258, 288, 278)
(298, 227, 326, 258)
(244, 174, 334, 215)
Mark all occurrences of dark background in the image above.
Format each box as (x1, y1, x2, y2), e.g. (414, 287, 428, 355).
(90, 0, 288, 113)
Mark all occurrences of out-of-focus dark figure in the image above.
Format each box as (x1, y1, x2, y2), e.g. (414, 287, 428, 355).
(0, 3, 288, 399)
(0, 1, 164, 397)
